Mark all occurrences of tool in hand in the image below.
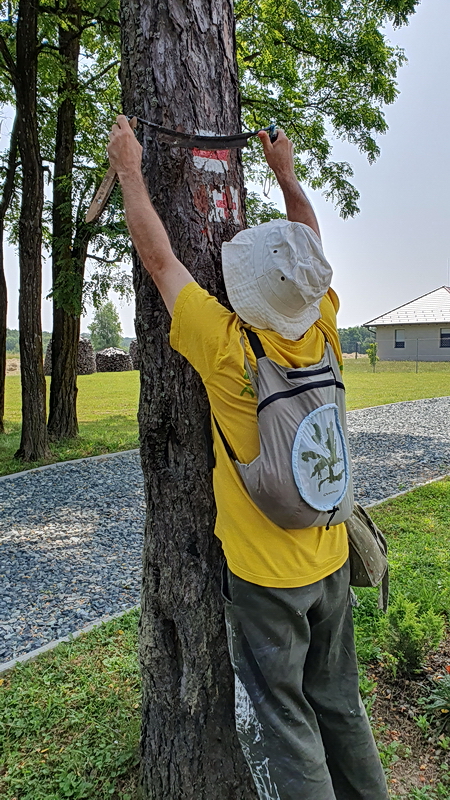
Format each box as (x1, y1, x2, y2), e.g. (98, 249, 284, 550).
(85, 117, 137, 224)
(85, 117, 278, 223)
(132, 118, 278, 149)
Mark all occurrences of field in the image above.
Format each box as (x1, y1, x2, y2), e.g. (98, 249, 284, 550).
(1, 359, 449, 475)
(1, 372, 140, 476)
(1, 480, 450, 799)
(343, 359, 450, 410)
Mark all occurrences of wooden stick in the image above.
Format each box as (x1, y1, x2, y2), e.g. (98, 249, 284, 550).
(85, 117, 137, 223)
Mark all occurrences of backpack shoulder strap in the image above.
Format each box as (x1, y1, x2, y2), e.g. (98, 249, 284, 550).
(245, 328, 266, 359)
(213, 415, 236, 461)
(240, 328, 262, 396)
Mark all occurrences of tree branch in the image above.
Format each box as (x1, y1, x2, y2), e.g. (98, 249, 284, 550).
(0, 112, 19, 221)
(87, 253, 121, 265)
(80, 59, 120, 89)
(0, 35, 17, 83)
(38, 2, 120, 29)
(37, 42, 61, 53)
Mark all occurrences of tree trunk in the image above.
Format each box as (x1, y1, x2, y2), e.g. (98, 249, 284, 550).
(0, 115, 19, 435)
(120, 1, 256, 797)
(47, 7, 82, 441)
(0, 219, 6, 435)
(15, 0, 50, 461)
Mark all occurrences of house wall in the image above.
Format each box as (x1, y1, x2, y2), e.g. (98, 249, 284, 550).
(375, 324, 450, 361)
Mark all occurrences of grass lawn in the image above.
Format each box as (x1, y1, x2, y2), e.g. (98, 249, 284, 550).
(353, 477, 450, 665)
(1, 372, 140, 476)
(343, 359, 450, 411)
(1, 480, 450, 799)
(1, 360, 449, 475)
(0, 610, 140, 800)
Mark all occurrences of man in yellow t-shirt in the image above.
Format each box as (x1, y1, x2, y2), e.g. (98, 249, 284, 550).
(108, 117, 388, 800)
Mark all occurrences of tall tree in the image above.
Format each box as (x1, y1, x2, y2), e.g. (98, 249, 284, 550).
(0, 113, 18, 434)
(46, 0, 83, 440)
(14, 0, 49, 460)
(43, 0, 125, 441)
(121, 0, 255, 797)
(0, 0, 130, 454)
(120, 0, 419, 797)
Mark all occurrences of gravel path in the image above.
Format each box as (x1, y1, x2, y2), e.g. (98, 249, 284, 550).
(0, 453, 145, 663)
(1, 397, 450, 663)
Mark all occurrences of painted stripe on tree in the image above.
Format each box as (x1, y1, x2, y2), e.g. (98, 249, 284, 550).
(193, 147, 229, 173)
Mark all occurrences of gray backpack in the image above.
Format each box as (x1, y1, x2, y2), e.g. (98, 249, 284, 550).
(214, 328, 354, 530)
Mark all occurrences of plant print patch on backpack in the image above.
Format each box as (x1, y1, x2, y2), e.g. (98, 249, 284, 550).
(292, 403, 350, 512)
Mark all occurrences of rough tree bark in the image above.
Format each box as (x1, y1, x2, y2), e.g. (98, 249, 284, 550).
(47, 5, 82, 441)
(0, 114, 18, 435)
(120, 1, 257, 797)
(15, 0, 50, 461)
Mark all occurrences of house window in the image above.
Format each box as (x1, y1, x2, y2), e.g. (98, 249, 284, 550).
(395, 330, 405, 348)
(440, 328, 450, 348)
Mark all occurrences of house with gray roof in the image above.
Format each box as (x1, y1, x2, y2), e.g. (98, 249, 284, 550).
(364, 286, 450, 361)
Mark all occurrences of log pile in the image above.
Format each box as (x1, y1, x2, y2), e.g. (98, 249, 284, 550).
(129, 339, 141, 370)
(95, 347, 133, 372)
(44, 338, 97, 376)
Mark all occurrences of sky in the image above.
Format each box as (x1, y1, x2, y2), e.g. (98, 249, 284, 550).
(4, 0, 450, 334)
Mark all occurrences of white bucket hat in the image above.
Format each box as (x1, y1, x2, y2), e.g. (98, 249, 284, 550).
(222, 219, 333, 340)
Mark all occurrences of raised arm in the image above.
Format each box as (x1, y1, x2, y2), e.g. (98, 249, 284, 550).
(107, 115, 194, 316)
(257, 130, 320, 239)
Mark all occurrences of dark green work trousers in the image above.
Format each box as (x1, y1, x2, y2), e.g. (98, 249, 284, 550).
(223, 559, 389, 800)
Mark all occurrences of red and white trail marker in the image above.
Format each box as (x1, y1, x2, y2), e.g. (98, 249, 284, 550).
(211, 186, 239, 223)
(192, 147, 229, 174)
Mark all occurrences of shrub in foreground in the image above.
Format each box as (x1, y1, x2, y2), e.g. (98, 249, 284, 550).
(382, 594, 444, 676)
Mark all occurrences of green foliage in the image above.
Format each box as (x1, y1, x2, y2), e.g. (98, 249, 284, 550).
(358, 669, 378, 718)
(421, 676, 450, 733)
(5, 328, 19, 353)
(414, 714, 431, 737)
(366, 342, 379, 370)
(390, 763, 450, 799)
(119, 336, 133, 353)
(338, 326, 375, 354)
(0, 0, 132, 317)
(381, 594, 444, 676)
(5, 328, 51, 355)
(0, 610, 140, 800)
(88, 301, 122, 351)
(236, 0, 418, 216)
(245, 191, 286, 226)
(353, 478, 450, 672)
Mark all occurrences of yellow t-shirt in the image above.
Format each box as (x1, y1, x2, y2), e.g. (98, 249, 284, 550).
(170, 282, 349, 588)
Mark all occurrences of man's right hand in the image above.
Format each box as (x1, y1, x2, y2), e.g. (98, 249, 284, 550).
(108, 115, 143, 179)
(257, 129, 295, 181)
(258, 129, 320, 238)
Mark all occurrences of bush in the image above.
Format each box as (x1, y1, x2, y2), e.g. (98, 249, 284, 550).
(366, 342, 379, 372)
(422, 675, 450, 732)
(382, 595, 444, 676)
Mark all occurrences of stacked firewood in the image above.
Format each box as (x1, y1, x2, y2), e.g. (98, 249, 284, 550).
(44, 338, 97, 376)
(95, 347, 133, 372)
(129, 339, 141, 370)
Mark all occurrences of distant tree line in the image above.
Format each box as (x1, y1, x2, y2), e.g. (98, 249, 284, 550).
(338, 326, 375, 354)
(8, 320, 130, 355)
(6, 328, 52, 355)
(7, 322, 375, 358)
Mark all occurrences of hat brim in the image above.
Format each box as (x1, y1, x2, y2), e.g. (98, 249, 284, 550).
(222, 228, 322, 339)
